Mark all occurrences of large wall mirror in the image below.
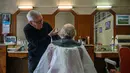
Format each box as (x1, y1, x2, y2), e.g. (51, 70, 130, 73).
(55, 11, 75, 29)
(17, 11, 28, 40)
(94, 11, 114, 45)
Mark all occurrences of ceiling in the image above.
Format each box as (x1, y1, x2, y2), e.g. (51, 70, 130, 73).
(0, 0, 130, 14)
(18, 0, 130, 7)
(17, 0, 130, 14)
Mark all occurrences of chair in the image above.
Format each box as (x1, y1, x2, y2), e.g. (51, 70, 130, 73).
(104, 58, 117, 73)
(119, 47, 130, 73)
(105, 47, 130, 73)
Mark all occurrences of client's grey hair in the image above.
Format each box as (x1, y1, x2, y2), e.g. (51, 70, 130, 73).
(26, 10, 42, 21)
(59, 23, 76, 39)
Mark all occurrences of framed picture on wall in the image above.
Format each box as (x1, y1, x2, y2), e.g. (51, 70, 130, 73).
(2, 13, 11, 25)
(116, 15, 130, 25)
(2, 13, 11, 34)
(105, 21, 111, 30)
(99, 27, 102, 33)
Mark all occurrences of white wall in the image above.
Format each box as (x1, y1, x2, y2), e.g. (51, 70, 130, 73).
(0, 0, 18, 13)
(96, 15, 114, 45)
(17, 12, 28, 40)
(55, 12, 74, 29)
(73, 8, 95, 14)
(34, 7, 57, 14)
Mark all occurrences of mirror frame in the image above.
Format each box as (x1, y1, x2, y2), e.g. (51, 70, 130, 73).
(54, 9, 75, 30)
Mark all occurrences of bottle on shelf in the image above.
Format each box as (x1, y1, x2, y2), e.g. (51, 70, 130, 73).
(110, 36, 115, 51)
(85, 36, 90, 44)
(114, 36, 118, 51)
(78, 36, 82, 44)
(87, 36, 90, 44)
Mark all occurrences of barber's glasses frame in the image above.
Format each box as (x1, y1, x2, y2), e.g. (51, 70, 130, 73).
(33, 19, 43, 24)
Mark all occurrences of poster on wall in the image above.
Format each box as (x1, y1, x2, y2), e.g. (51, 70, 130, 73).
(99, 27, 102, 33)
(105, 21, 111, 30)
(116, 15, 130, 25)
(2, 13, 11, 34)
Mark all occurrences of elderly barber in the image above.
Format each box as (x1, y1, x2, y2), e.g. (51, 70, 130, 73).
(34, 23, 97, 73)
(24, 10, 59, 73)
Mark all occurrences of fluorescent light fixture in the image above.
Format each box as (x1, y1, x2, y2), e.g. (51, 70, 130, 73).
(18, 6, 33, 10)
(97, 6, 112, 9)
(58, 6, 73, 9)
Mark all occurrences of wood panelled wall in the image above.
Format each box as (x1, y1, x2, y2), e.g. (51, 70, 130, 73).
(116, 26, 130, 35)
(11, 10, 20, 36)
(76, 15, 91, 36)
(75, 15, 93, 44)
(42, 15, 55, 28)
(0, 46, 6, 73)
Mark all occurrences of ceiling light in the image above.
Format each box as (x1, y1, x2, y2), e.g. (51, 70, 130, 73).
(97, 6, 112, 9)
(18, 6, 33, 10)
(58, 6, 73, 9)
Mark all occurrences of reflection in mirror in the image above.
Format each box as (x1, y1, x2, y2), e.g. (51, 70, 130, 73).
(55, 12, 74, 30)
(94, 11, 114, 46)
(17, 11, 28, 40)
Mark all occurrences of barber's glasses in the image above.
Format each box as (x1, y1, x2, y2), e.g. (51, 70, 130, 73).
(33, 19, 43, 24)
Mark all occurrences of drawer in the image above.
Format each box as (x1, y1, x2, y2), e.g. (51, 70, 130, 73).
(0, 46, 6, 53)
(0, 53, 6, 57)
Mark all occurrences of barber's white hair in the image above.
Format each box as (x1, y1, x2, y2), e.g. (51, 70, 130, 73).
(59, 23, 76, 39)
(26, 10, 42, 21)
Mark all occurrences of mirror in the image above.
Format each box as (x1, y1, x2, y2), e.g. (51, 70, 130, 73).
(17, 11, 28, 40)
(94, 11, 114, 45)
(55, 12, 74, 29)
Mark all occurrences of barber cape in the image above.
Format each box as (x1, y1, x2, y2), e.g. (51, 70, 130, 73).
(34, 39, 97, 73)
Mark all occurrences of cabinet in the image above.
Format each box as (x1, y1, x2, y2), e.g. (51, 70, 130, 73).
(85, 45, 94, 61)
(0, 45, 6, 73)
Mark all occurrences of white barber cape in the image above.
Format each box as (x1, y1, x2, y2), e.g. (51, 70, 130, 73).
(34, 39, 97, 73)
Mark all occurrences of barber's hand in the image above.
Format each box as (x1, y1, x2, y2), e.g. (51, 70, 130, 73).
(48, 28, 59, 37)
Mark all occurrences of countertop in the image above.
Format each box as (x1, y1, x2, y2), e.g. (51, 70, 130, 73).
(95, 51, 118, 53)
(94, 50, 119, 58)
(84, 44, 94, 47)
(8, 51, 28, 58)
(8, 51, 28, 53)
